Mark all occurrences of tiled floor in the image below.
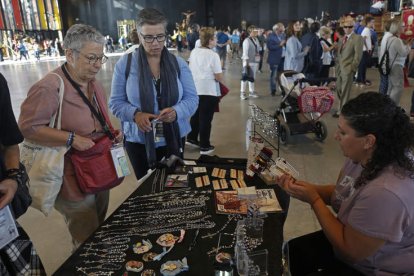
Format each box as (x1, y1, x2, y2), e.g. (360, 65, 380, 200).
(2, 51, 413, 274)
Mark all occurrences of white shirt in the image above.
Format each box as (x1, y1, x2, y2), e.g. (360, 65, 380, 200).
(379, 32, 393, 61)
(189, 47, 222, 96)
(361, 27, 372, 51)
(195, 39, 201, 48)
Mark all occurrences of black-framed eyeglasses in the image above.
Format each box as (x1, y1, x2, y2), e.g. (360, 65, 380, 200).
(72, 49, 108, 64)
(140, 33, 166, 43)
(343, 25, 353, 29)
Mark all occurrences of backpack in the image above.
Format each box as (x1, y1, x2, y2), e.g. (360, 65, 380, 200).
(378, 37, 397, 76)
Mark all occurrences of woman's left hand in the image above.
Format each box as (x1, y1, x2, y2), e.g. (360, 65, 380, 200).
(276, 174, 319, 204)
(0, 179, 18, 210)
(158, 107, 177, 123)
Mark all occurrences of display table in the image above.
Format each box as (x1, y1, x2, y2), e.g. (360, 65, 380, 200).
(54, 156, 290, 276)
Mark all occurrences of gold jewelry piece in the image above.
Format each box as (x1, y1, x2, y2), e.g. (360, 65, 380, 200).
(215, 252, 232, 264)
(230, 169, 237, 179)
(213, 180, 221, 190)
(230, 180, 239, 190)
(212, 168, 220, 177)
(195, 177, 203, 188)
(238, 179, 247, 188)
(202, 175, 210, 186)
(141, 268, 155, 276)
(219, 169, 226, 179)
(238, 170, 244, 180)
(220, 179, 228, 189)
(133, 239, 152, 254)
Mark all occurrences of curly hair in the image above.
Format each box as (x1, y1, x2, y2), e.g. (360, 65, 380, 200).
(341, 92, 414, 188)
(286, 20, 301, 39)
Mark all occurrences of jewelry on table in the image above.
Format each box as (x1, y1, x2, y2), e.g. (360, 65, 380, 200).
(215, 252, 232, 264)
(153, 244, 175, 261)
(160, 257, 189, 276)
(141, 268, 156, 276)
(133, 239, 152, 254)
(142, 252, 158, 262)
(156, 233, 178, 247)
(125, 260, 144, 273)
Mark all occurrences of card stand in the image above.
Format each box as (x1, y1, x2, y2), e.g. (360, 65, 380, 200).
(247, 104, 280, 158)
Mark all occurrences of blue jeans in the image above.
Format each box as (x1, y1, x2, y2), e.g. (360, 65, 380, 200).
(270, 64, 278, 92)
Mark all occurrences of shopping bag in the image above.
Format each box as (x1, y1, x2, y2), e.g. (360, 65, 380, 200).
(20, 73, 67, 216)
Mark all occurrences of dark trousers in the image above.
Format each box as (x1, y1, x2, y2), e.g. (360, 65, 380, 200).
(258, 50, 264, 71)
(187, 95, 219, 148)
(410, 91, 414, 115)
(287, 231, 364, 276)
(320, 65, 330, 79)
(379, 74, 389, 95)
(357, 51, 370, 83)
(125, 138, 186, 180)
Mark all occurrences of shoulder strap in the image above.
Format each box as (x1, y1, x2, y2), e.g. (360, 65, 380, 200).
(125, 51, 133, 80)
(48, 73, 65, 130)
(60, 64, 114, 139)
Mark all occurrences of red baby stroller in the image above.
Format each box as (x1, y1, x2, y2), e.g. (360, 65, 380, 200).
(275, 70, 335, 144)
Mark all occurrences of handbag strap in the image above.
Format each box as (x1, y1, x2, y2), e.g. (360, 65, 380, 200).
(48, 73, 65, 130)
(61, 64, 114, 140)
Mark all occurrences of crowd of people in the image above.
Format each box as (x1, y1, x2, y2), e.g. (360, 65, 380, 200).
(1, 5, 414, 276)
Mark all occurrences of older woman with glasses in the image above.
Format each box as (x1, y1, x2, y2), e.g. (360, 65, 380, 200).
(110, 8, 198, 179)
(19, 24, 119, 248)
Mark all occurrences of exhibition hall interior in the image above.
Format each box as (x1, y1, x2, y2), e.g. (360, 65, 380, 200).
(1, 0, 413, 275)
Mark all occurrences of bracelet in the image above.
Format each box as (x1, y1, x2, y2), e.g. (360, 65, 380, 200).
(66, 131, 75, 147)
(310, 197, 322, 209)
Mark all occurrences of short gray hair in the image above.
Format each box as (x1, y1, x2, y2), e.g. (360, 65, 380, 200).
(63, 24, 105, 51)
(136, 8, 167, 32)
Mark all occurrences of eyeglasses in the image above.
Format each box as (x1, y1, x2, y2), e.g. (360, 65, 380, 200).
(343, 25, 353, 29)
(73, 49, 108, 64)
(140, 33, 166, 43)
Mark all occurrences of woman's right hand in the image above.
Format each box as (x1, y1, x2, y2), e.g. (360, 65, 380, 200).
(72, 135, 95, 151)
(134, 112, 158, 132)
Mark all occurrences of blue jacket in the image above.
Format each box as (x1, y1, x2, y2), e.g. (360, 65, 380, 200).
(267, 32, 285, 66)
(109, 51, 198, 146)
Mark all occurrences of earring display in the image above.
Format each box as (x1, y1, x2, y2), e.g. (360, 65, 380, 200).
(160, 258, 189, 276)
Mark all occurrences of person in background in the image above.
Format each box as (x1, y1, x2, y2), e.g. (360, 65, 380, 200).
(230, 28, 241, 59)
(124, 29, 140, 55)
(319, 26, 336, 78)
(257, 29, 266, 73)
(216, 26, 230, 69)
(19, 24, 118, 248)
(109, 8, 198, 179)
(240, 25, 260, 100)
(356, 16, 375, 86)
(301, 21, 322, 78)
(0, 73, 47, 275)
(187, 27, 223, 155)
(186, 23, 200, 51)
(386, 19, 412, 105)
(278, 92, 414, 276)
(267, 23, 286, 96)
(333, 17, 363, 117)
(284, 20, 309, 73)
(378, 19, 393, 95)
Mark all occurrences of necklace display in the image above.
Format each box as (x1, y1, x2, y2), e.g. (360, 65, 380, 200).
(75, 187, 215, 274)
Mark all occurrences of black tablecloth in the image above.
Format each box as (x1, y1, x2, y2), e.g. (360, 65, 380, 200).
(54, 156, 290, 276)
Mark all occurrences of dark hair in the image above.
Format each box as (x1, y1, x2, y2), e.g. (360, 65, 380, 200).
(137, 8, 167, 32)
(341, 92, 414, 188)
(286, 20, 300, 38)
(128, 29, 139, 44)
(336, 26, 345, 37)
(310, 22, 320, 33)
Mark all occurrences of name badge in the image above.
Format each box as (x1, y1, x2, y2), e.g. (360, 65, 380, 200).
(110, 144, 131, 178)
(152, 120, 164, 143)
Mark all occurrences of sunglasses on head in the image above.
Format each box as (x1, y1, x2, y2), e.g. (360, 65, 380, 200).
(343, 25, 353, 28)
